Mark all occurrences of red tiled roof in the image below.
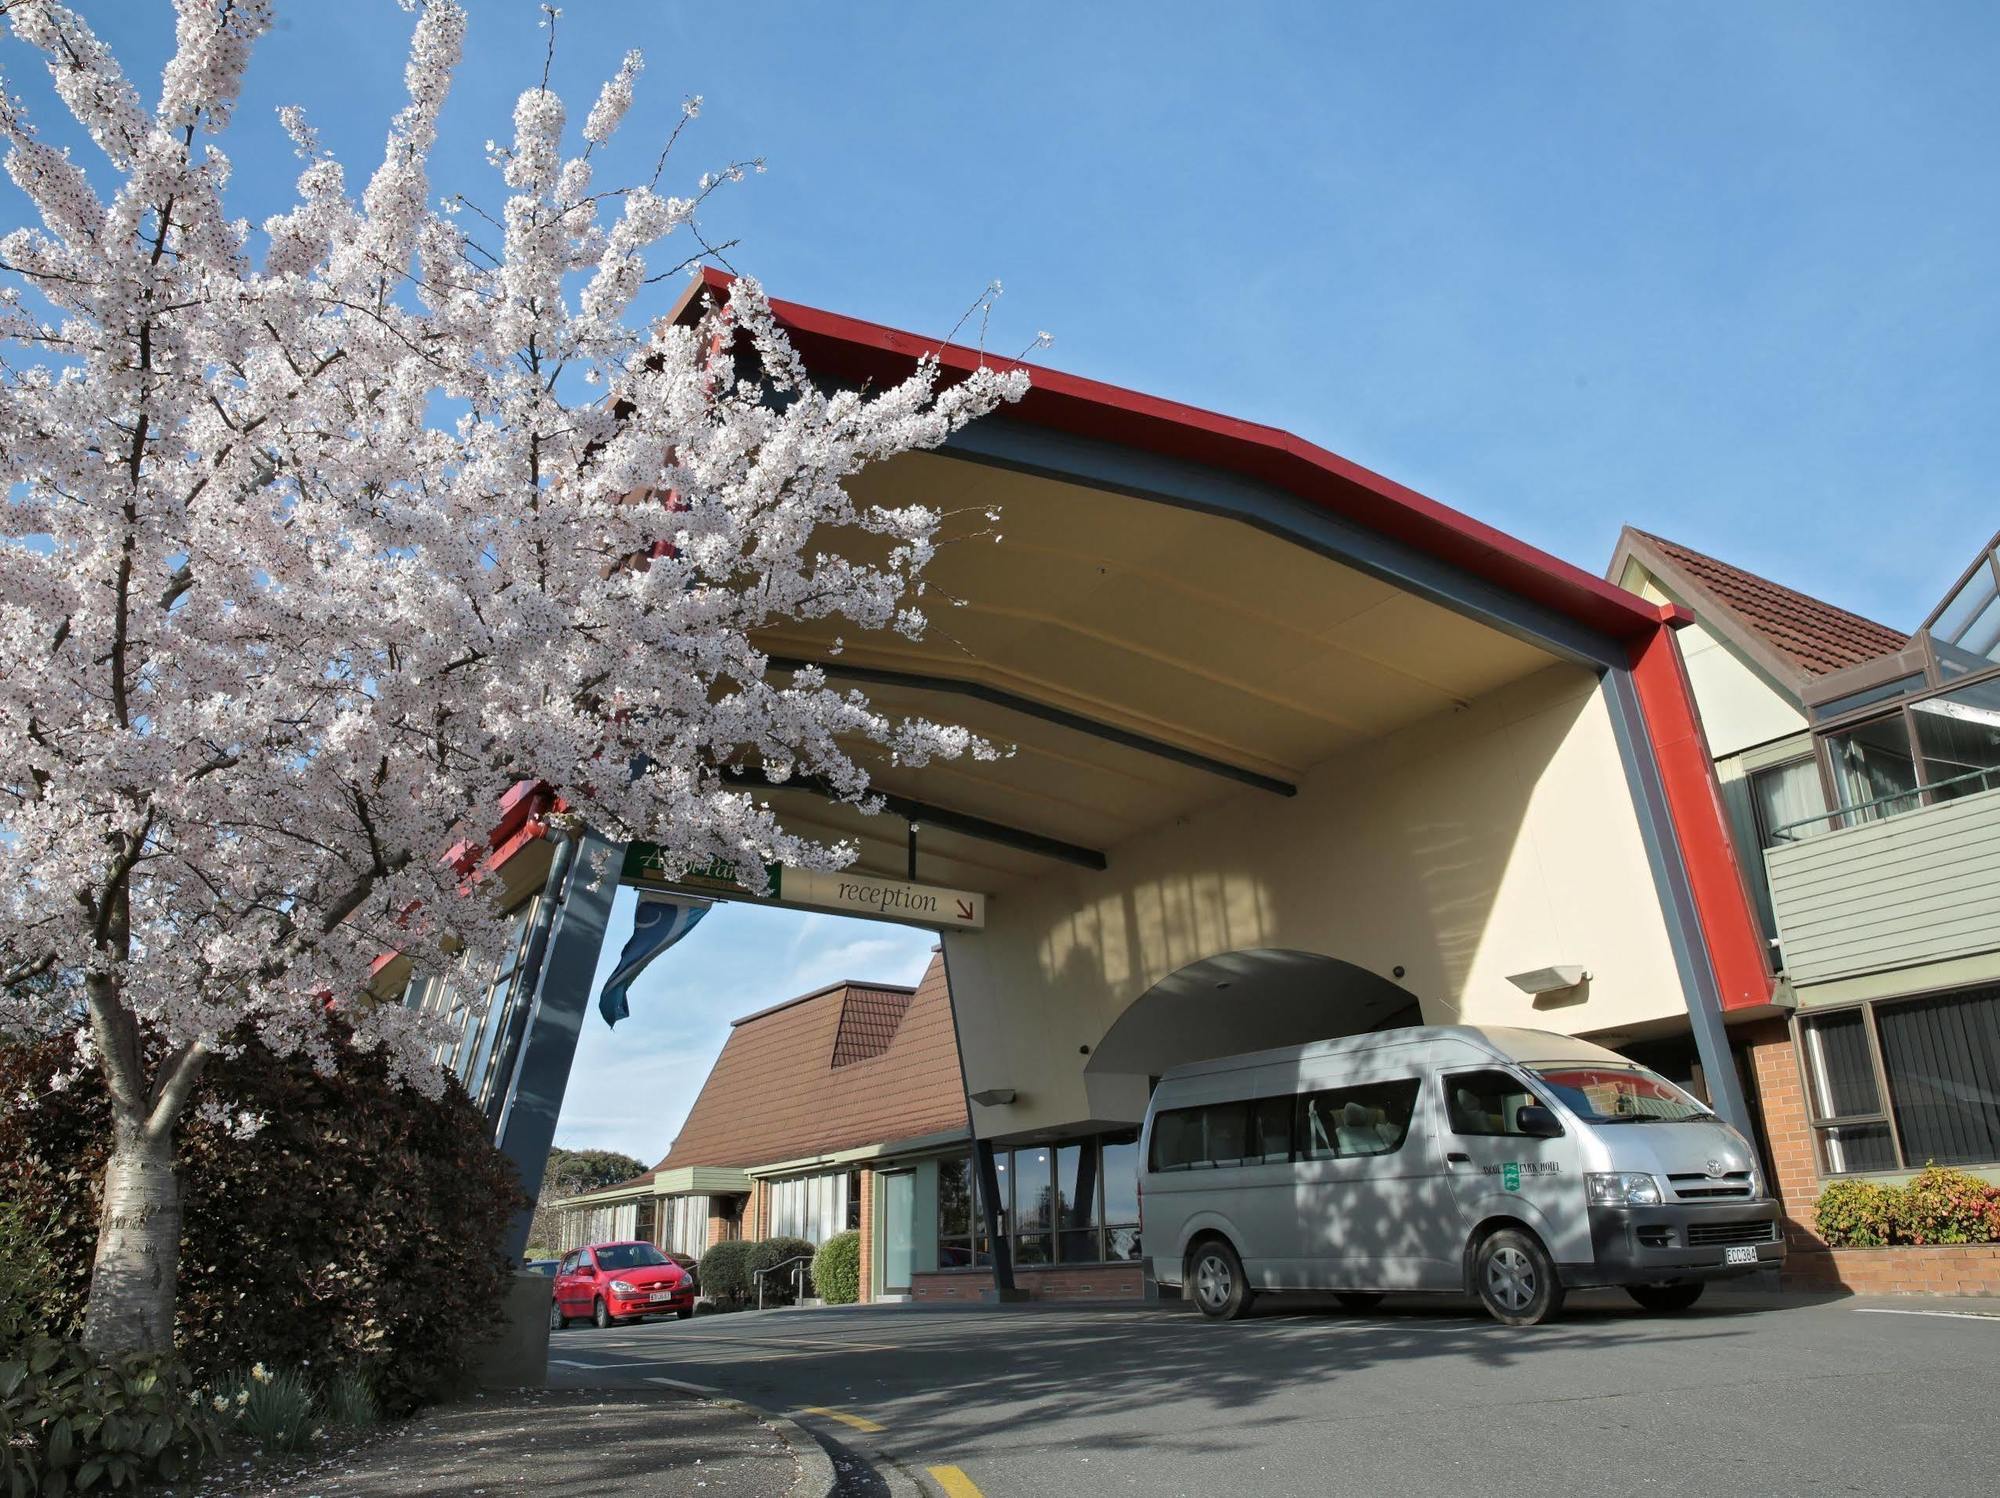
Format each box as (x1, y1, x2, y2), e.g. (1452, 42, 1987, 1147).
(1634, 531, 1906, 677)
(652, 953, 966, 1172)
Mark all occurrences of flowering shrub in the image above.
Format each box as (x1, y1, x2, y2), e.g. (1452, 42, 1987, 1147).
(1815, 1166, 2000, 1248)
(1898, 1166, 2000, 1245)
(812, 1232, 862, 1305)
(0, 1027, 524, 1416)
(1813, 1180, 1900, 1247)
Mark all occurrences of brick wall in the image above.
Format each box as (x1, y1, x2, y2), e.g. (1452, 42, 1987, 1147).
(856, 1167, 875, 1303)
(1787, 1243, 2000, 1296)
(1739, 1017, 1999, 1295)
(911, 1263, 1146, 1303)
(707, 1198, 738, 1250)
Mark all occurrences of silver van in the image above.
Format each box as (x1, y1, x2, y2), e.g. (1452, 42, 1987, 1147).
(1140, 1025, 1783, 1325)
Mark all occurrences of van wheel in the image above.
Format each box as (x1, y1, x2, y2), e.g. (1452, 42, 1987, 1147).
(1189, 1240, 1252, 1321)
(1335, 1292, 1384, 1312)
(1474, 1229, 1565, 1326)
(1627, 1280, 1705, 1313)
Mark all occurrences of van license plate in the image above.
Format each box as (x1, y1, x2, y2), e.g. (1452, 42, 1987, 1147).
(1724, 1245, 1757, 1265)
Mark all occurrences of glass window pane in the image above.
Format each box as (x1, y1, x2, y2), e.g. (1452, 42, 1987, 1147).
(1058, 1229, 1098, 1263)
(1956, 591, 2000, 661)
(1932, 563, 1999, 645)
(1825, 716, 1920, 824)
(1148, 1108, 1205, 1171)
(1442, 1071, 1543, 1140)
(1251, 1097, 1295, 1162)
(1013, 1148, 1052, 1233)
(1913, 680, 2000, 803)
(1303, 1078, 1421, 1153)
(1014, 1233, 1052, 1266)
(1100, 1138, 1139, 1225)
(938, 1156, 971, 1238)
(1876, 987, 2000, 1168)
(1104, 1226, 1142, 1262)
(1801, 1011, 1882, 1120)
(1055, 1144, 1097, 1233)
(1752, 758, 1828, 847)
(1818, 1122, 1898, 1175)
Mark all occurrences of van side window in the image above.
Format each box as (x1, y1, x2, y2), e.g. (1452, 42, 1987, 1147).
(1149, 1097, 1295, 1170)
(1446, 1070, 1545, 1137)
(1299, 1079, 1421, 1159)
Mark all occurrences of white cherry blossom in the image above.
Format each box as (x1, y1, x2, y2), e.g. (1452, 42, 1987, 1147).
(0, 0, 1024, 1355)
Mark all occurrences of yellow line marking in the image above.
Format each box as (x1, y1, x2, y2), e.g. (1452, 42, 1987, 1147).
(799, 1405, 886, 1434)
(928, 1465, 985, 1497)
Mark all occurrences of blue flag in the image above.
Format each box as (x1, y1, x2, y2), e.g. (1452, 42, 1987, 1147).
(598, 895, 710, 1028)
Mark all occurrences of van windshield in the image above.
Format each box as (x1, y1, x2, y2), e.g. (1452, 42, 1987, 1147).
(1529, 1065, 1712, 1124)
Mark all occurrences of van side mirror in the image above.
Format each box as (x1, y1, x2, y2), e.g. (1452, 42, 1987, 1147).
(1515, 1105, 1562, 1138)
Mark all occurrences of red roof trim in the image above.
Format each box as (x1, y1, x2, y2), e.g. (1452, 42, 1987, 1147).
(692, 268, 1666, 645)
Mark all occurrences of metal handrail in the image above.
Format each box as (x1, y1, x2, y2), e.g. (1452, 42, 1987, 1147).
(752, 1252, 816, 1310)
(1768, 764, 2000, 843)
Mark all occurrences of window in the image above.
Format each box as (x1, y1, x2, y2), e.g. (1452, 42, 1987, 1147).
(767, 1171, 851, 1244)
(1874, 989, 2000, 1167)
(1911, 679, 2000, 803)
(1301, 1079, 1420, 1157)
(1445, 1070, 1546, 1138)
(656, 1196, 711, 1259)
(1824, 716, 1921, 825)
(1530, 1065, 1705, 1123)
(1013, 1147, 1053, 1265)
(1148, 1096, 1294, 1171)
(936, 1135, 1140, 1270)
(594, 1243, 670, 1271)
(1100, 1136, 1141, 1263)
(1802, 988, 2000, 1173)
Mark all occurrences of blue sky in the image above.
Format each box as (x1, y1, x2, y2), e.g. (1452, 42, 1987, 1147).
(8, 2, 1999, 1156)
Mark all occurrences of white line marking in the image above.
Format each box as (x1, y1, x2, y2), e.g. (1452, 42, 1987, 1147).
(1854, 1307, 2000, 1322)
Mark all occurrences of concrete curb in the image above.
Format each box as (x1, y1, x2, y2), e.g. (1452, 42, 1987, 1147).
(645, 1376, 839, 1497)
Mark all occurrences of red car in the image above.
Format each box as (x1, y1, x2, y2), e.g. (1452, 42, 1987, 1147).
(550, 1241, 696, 1329)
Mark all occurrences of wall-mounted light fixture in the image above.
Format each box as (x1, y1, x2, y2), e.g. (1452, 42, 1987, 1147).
(968, 1087, 1017, 1107)
(1506, 966, 1590, 995)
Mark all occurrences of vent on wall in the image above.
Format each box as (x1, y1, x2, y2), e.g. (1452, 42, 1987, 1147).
(831, 987, 914, 1067)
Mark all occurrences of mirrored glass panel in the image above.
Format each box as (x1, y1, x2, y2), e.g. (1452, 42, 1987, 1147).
(1825, 716, 1920, 823)
(1912, 678, 2000, 803)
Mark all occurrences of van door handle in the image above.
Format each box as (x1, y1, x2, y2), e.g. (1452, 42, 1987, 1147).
(1446, 1151, 1471, 1164)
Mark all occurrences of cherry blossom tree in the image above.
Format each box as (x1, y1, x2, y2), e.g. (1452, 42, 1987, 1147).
(0, 0, 1024, 1354)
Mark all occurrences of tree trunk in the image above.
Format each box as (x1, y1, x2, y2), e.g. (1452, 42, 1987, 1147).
(79, 1119, 182, 1355)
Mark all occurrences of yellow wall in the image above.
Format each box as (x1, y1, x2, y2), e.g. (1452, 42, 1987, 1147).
(1619, 564, 1807, 759)
(944, 662, 1693, 1138)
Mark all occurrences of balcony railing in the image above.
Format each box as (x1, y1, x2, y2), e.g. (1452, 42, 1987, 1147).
(1766, 764, 2000, 842)
(1764, 777, 2000, 988)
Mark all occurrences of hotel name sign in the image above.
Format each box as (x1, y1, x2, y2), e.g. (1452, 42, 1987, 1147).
(620, 845, 987, 930)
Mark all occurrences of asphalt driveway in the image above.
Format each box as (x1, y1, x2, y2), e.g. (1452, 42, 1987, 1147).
(547, 1291, 2000, 1497)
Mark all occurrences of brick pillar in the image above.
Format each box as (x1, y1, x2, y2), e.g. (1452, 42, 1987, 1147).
(707, 1199, 732, 1248)
(1739, 1018, 1824, 1249)
(856, 1168, 875, 1303)
(747, 1180, 768, 1241)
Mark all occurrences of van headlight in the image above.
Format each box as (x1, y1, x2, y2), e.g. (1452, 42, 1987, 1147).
(1586, 1172, 1663, 1206)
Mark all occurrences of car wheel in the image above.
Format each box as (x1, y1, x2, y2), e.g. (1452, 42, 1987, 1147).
(1335, 1292, 1385, 1312)
(593, 1296, 611, 1329)
(675, 1306, 694, 1321)
(1475, 1228, 1565, 1327)
(1626, 1280, 1705, 1313)
(548, 1299, 567, 1332)
(1188, 1239, 1252, 1321)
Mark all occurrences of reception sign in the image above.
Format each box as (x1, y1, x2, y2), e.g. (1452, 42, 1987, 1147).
(620, 844, 986, 930)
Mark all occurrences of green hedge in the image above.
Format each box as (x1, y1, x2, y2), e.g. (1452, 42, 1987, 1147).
(0, 1026, 526, 1417)
(696, 1240, 756, 1302)
(747, 1236, 817, 1304)
(812, 1232, 861, 1305)
(1816, 1166, 2000, 1247)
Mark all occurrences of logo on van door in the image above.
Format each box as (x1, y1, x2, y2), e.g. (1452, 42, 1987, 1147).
(1480, 1161, 1559, 1191)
